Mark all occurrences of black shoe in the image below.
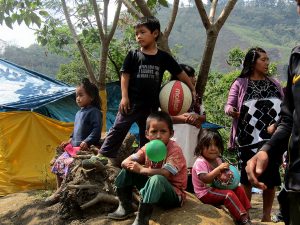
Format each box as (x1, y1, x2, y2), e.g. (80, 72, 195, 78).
(132, 203, 153, 225)
(107, 187, 135, 220)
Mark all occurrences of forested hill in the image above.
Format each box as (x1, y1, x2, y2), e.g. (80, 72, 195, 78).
(158, 0, 300, 80)
(1, 1, 299, 80)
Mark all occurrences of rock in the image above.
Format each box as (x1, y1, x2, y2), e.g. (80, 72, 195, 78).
(83, 192, 235, 225)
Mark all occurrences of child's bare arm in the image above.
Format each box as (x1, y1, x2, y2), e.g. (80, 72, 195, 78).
(199, 162, 229, 184)
(119, 73, 130, 114)
(121, 155, 171, 179)
(177, 71, 196, 99)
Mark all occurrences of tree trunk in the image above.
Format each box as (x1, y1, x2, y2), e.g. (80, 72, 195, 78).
(196, 28, 218, 99)
(195, 0, 237, 99)
(99, 40, 109, 91)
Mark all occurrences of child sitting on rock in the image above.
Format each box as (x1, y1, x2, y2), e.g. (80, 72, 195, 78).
(107, 111, 187, 225)
(45, 78, 102, 205)
(192, 129, 251, 225)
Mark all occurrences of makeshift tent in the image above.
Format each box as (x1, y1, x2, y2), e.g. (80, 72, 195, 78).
(0, 59, 78, 196)
(0, 58, 79, 121)
(0, 58, 223, 196)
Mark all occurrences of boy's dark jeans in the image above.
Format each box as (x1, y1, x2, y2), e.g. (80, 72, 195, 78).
(100, 107, 151, 158)
(115, 169, 180, 207)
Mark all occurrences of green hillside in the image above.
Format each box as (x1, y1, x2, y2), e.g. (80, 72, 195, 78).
(1, 0, 299, 81)
(158, 1, 299, 80)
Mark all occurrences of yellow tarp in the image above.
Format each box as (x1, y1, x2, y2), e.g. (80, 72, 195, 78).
(0, 111, 74, 196)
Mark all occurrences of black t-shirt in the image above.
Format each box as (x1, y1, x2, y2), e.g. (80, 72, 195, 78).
(120, 49, 182, 109)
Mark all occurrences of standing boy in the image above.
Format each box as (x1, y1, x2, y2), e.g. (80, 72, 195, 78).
(246, 1, 300, 224)
(99, 16, 195, 161)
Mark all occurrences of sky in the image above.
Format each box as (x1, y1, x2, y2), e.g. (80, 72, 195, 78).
(0, 24, 37, 48)
(0, 0, 206, 48)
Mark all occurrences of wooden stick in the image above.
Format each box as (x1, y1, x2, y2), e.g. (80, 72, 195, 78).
(80, 193, 118, 209)
(67, 184, 98, 190)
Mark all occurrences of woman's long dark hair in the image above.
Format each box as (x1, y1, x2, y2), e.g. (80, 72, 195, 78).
(239, 47, 267, 78)
(80, 78, 102, 110)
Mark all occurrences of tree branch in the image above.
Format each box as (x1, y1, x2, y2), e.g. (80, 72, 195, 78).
(80, 193, 118, 209)
(215, 0, 237, 30)
(163, 0, 179, 38)
(107, 0, 122, 41)
(91, 0, 105, 40)
(103, 0, 109, 33)
(194, 0, 211, 30)
(60, 0, 97, 84)
(135, 0, 152, 17)
(209, 0, 218, 23)
(121, 0, 144, 18)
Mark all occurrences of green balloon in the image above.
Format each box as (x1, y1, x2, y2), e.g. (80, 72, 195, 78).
(146, 140, 167, 162)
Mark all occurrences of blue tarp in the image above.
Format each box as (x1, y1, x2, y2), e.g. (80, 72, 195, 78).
(0, 58, 79, 122)
(0, 58, 223, 130)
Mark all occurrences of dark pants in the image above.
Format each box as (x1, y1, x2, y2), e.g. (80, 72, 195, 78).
(115, 169, 180, 207)
(288, 192, 300, 225)
(100, 107, 151, 158)
(277, 187, 289, 224)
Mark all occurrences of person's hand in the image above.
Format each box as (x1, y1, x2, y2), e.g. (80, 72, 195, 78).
(246, 151, 269, 190)
(60, 140, 70, 148)
(183, 113, 202, 128)
(126, 161, 143, 173)
(80, 141, 88, 151)
(267, 123, 276, 134)
(185, 113, 197, 124)
(229, 107, 240, 119)
(119, 97, 130, 114)
(218, 162, 229, 171)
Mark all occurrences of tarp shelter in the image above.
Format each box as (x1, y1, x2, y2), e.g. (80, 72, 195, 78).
(0, 58, 223, 196)
(0, 59, 78, 196)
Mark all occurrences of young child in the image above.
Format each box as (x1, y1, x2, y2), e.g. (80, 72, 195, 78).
(99, 16, 195, 162)
(107, 111, 187, 225)
(192, 129, 251, 225)
(171, 63, 206, 192)
(45, 78, 102, 205)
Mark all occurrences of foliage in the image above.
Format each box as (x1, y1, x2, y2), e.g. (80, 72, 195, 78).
(54, 14, 140, 85)
(203, 70, 240, 152)
(226, 47, 245, 68)
(0, 0, 47, 28)
(56, 58, 90, 86)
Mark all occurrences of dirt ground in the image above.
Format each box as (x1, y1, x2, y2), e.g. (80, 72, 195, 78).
(0, 189, 284, 225)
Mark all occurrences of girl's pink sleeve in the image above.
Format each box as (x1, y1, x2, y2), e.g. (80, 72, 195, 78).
(225, 80, 240, 115)
(194, 158, 209, 175)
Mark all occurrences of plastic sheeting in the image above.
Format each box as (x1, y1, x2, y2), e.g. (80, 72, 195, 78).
(0, 111, 73, 196)
(0, 58, 78, 122)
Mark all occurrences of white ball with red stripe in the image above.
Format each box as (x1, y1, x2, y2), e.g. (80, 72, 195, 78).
(159, 80, 192, 116)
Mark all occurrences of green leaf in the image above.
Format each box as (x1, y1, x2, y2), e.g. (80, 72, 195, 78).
(30, 12, 41, 27)
(82, 29, 89, 37)
(4, 17, 13, 29)
(158, 0, 169, 7)
(25, 0, 31, 8)
(17, 16, 22, 25)
(24, 15, 31, 27)
(0, 12, 4, 24)
(11, 13, 18, 23)
(39, 10, 49, 17)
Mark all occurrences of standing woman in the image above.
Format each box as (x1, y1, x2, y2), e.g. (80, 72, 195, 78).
(225, 47, 284, 222)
